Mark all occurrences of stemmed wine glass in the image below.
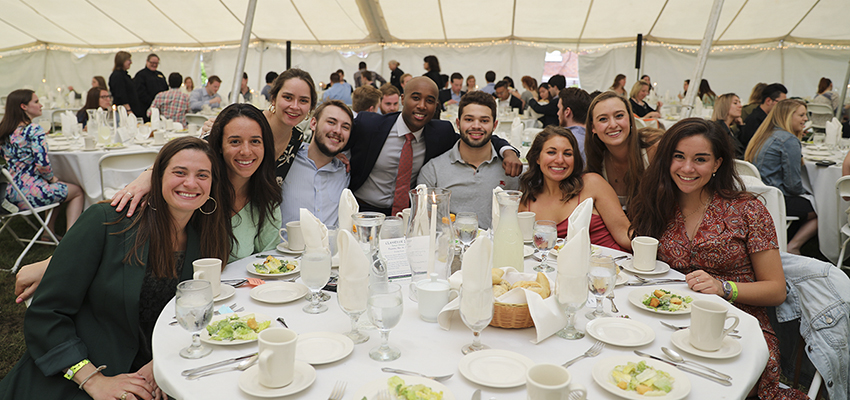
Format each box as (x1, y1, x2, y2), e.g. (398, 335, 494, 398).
(175, 280, 214, 359)
(556, 272, 588, 340)
(454, 212, 479, 260)
(460, 286, 494, 354)
(586, 254, 617, 320)
(532, 220, 557, 272)
(337, 276, 370, 344)
(301, 247, 331, 314)
(367, 282, 403, 361)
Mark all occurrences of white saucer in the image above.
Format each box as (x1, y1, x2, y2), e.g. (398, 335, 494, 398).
(238, 361, 315, 398)
(82, 147, 100, 151)
(615, 272, 628, 286)
(585, 317, 655, 347)
(592, 355, 691, 400)
(250, 282, 309, 304)
(295, 332, 354, 364)
(621, 259, 671, 275)
(352, 376, 455, 400)
(276, 243, 304, 255)
(458, 349, 534, 388)
(670, 329, 742, 359)
(213, 284, 236, 302)
(523, 245, 535, 258)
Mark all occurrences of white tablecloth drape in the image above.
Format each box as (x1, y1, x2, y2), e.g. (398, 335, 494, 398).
(802, 159, 848, 263)
(153, 248, 769, 399)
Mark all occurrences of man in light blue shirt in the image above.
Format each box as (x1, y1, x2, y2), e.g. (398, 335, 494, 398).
(189, 75, 222, 112)
(322, 72, 352, 105)
(280, 100, 352, 227)
(480, 70, 497, 94)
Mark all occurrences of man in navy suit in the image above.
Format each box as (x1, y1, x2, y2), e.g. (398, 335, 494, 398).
(347, 77, 522, 215)
(437, 73, 466, 116)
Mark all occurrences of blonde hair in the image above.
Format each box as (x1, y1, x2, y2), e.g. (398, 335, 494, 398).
(711, 93, 738, 123)
(744, 99, 807, 162)
(629, 81, 649, 99)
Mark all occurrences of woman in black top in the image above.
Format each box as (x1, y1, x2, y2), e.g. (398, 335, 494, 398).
(108, 51, 141, 116)
(628, 81, 660, 119)
(423, 55, 444, 89)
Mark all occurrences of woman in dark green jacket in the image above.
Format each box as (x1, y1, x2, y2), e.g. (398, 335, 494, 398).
(0, 137, 231, 400)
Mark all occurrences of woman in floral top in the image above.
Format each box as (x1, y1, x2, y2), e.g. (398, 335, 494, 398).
(630, 118, 806, 400)
(0, 89, 84, 234)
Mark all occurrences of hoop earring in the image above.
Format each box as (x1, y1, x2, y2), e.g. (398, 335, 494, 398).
(199, 197, 217, 215)
(269, 104, 276, 114)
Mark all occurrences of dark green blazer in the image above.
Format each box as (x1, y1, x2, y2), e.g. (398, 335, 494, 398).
(0, 203, 199, 399)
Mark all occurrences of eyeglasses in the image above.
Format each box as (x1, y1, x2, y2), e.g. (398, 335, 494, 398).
(100, 95, 113, 99)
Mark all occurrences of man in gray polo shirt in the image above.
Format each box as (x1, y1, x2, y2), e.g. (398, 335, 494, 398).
(418, 91, 519, 228)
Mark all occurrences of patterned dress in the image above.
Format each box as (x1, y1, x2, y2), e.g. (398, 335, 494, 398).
(658, 193, 807, 400)
(274, 126, 304, 186)
(1, 124, 68, 208)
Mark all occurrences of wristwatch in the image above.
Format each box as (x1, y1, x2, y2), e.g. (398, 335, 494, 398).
(721, 280, 732, 300)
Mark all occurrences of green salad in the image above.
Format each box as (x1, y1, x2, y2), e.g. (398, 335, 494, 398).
(642, 288, 693, 312)
(610, 361, 674, 395)
(253, 255, 297, 274)
(361, 376, 443, 400)
(205, 313, 270, 341)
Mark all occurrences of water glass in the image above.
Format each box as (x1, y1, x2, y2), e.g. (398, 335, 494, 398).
(367, 282, 403, 361)
(532, 220, 557, 272)
(336, 278, 369, 344)
(586, 255, 617, 320)
(301, 248, 331, 314)
(556, 273, 587, 340)
(453, 212, 478, 260)
(460, 286, 494, 354)
(175, 280, 214, 359)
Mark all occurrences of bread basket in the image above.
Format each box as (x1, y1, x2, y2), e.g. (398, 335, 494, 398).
(491, 300, 535, 329)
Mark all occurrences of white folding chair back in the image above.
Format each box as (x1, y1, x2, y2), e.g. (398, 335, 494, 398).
(185, 114, 210, 128)
(746, 183, 788, 253)
(835, 176, 850, 269)
(807, 102, 834, 130)
(0, 167, 61, 272)
(734, 159, 762, 180)
(98, 151, 159, 200)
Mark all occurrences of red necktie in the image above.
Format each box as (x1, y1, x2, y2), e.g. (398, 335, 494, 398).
(392, 133, 415, 215)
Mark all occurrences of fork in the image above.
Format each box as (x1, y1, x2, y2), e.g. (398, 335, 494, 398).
(659, 321, 741, 336)
(328, 380, 346, 400)
(381, 367, 453, 381)
(562, 341, 605, 367)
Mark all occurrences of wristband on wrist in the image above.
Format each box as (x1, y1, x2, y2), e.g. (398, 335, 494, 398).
(78, 365, 107, 390)
(63, 359, 90, 380)
(728, 281, 739, 303)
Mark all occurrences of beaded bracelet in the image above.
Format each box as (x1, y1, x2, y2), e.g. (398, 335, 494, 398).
(728, 281, 739, 303)
(78, 365, 106, 390)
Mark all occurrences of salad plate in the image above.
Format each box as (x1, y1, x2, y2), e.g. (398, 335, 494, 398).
(586, 318, 655, 347)
(592, 356, 691, 399)
(458, 349, 534, 388)
(200, 312, 272, 345)
(627, 287, 692, 314)
(238, 361, 315, 398)
(246, 257, 299, 277)
(670, 329, 742, 359)
(352, 376, 454, 400)
(621, 260, 670, 276)
(249, 282, 308, 304)
(295, 332, 354, 365)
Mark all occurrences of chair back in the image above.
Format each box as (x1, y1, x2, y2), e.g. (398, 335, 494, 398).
(807, 102, 834, 130)
(98, 151, 159, 200)
(745, 182, 788, 253)
(734, 159, 761, 180)
(185, 114, 210, 128)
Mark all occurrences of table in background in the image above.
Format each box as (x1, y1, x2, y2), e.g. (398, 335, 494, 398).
(801, 149, 849, 263)
(153, 248, 768, 399)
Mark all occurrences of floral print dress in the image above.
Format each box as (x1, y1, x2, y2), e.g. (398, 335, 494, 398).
(658, 193, 807, 400)
(2, 124, 68, 208)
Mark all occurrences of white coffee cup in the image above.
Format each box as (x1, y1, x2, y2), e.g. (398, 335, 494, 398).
(526, 364, 587, 400)
(631, 236, 659, 271)
(279, 221, 305, 251)
(188, 123, 199, 136)
(257, 328, 297, 388)
(518, 211, 536, 242)
(83, 136, 96, 150)
(153, 130, 166, 145)
(415, 273, 458, 322)
(165, 118, 174, 130)
(689, 300, 740, 351)
(192, 258, 222, 298)
(396, 208, 411, 231)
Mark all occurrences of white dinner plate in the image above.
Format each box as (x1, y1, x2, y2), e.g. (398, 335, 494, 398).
(615, 272, 628, 286)
(104, 145, 127, 150)
(627, 287, 692, 315)
(250, 282, 309, 304)
(352, 376, 455, 400)
(458, 349, 535, 388)
(238, 361, 315, 398)
(621, 260, 671, 275)
(670, 329, 742, 359)
(295, 332, 354, 364)
(200, 312, 272, 346)
(805, 150, 833, 157)
(213, 284, 236, 302)
(523, 245, 535, 258)
(585, 317, 655, 347)
(592, 356, 691, 400)
(246, 258, 300, 278)
(276, 243, 304, 255)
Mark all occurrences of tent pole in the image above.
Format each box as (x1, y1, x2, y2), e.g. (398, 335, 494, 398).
(286, 41, 291, 70)
(838, 59, 850, 119)
(258, 40, 265, 98)
(682, 0, 724, 118)
(231, 0, 258, 104)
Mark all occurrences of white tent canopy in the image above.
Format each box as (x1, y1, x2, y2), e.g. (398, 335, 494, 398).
(1, 0, 849, 102)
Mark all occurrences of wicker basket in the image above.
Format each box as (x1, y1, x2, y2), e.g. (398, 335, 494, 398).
(490, 301, 535, 329)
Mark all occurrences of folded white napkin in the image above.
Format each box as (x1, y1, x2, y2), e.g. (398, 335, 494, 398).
(567, 197, 593, 241)
(557, 227, 590, 300)
(338, 189, 358, 232)
(410, 184, 429, 237)
(151, 108, 161, 130)
(827, 117, 841, 146)
(337, 230, 369, 311)
(118, 105, 130, 129)
(511, 115, 523, 146)
(300, 208, 328, 251)
(491, 187, 503, 231)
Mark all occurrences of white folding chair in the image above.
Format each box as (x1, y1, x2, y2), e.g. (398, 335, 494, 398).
(835, 176, 850, 270)
(734, 159, 761, 180)
(98, 151, 159, 200)
(744, 181, 788, 253)
(0, 167, 61, 272)
(185, 114, 210, 128)
(807, 102, 834, 131)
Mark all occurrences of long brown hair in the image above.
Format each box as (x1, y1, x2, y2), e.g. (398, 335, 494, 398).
(119, 137, 231, 278)
(711, 93, 738, 123)
(744, 99, 807, 162)
(79, 87, 106, 115)
(584, 91, 645, 207)
(629, 118, 746, 239)
(93, 76, 108, 91)
(0, 89, 35, 143)
(520, 126, 585, 205)
(113, 51, 131, 71)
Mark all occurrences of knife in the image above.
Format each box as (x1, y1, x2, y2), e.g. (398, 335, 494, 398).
(471, 389, 481, 400)
(181, 352, 258, 376)
(633, 351, 731, 386)
(624, 279, 686, 286)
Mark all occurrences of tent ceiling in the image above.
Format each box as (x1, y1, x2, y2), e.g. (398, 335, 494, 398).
(0, 0, 847, 51)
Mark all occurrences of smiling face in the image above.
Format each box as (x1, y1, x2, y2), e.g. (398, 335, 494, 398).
(21, 93, 42, 119)
(728, 96, 743, 119)
(221, 117, 264, 183)
(146, 56, 159, 71)
(669, 135, 721, 197)
(98, 90, 112, 110)
(636, 85, 649, 101)
(401, 77, 438, 132)
(271, 78, 312, 128)
(791, 105, 808, 136)
(310, 105, 352, 157)
(380, 94, 399, 114)
(591, 97, 631, 148)
(162, 149, 213, 221)
(537, 135, 575, 183)
(466, 77, 476, 90)
(457, 104, 495, 148)
(538, 86, 549, 101)
(206, 81, 221, 96)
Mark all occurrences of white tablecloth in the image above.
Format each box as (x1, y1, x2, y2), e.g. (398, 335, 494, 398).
(152, 248, 768, 399)
(801, 152, 849, 263)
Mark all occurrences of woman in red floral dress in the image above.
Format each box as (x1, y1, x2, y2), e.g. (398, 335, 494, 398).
(629, 118, 806, 400)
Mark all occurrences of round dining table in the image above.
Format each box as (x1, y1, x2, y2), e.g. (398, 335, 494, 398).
(800, 146, 849, 263)
(152, 246, 769, 399)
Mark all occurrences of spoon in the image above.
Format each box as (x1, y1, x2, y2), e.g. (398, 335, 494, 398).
(661, 347, 732, 380)
(186, 356, 257, 380)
